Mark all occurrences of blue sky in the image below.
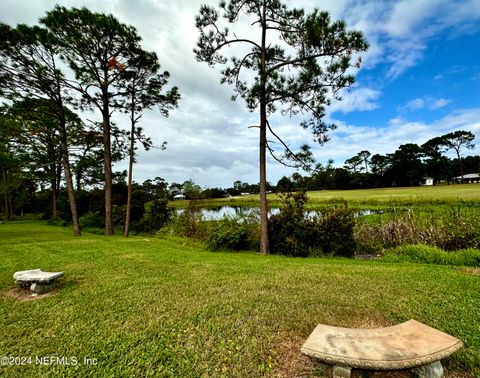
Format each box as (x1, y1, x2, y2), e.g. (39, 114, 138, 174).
(349, 32, 479, 127)
(1, 0, 479, 188)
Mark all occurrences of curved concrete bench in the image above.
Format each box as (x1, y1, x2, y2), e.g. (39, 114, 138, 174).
(13, 269, 64, 296)
(301, 320, 463, 377)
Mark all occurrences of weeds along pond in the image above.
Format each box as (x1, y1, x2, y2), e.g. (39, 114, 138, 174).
(168, 202, 480, 255)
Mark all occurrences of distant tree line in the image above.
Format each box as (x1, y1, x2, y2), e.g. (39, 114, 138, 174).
(276, 130, 477, 191)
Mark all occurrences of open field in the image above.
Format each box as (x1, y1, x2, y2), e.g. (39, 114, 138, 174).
(0, 221, 478, 377)
(170, 183, 480, 209)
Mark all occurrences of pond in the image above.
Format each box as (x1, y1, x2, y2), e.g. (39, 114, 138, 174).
(175, 206, 381, 220)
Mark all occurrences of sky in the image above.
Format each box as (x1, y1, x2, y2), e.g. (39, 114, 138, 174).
(1, 0, 480, 188)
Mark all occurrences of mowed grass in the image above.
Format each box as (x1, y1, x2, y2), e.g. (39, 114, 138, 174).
(0, 222, 479, 377)
(306, 183, 480, 203)
(171, 183, 480, 209)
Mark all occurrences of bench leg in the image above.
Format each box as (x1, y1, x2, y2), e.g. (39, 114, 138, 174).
(15, 280, 29, 289)
(30, 282, 54, 296)
(413, 361, 444, 378)
(333, 365, 351, 378)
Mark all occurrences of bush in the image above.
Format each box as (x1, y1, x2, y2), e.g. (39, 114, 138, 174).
(207, 216, 258, 251)
(159, 204, 208, 240)
(138, 199, 172, 234)
(112, 205, 126, 230)
(314, 206, 356, 257)
(269, 192, 357, 257)
(79, 211, 104, 228)
(269, 192, 313, 257)
(47, 217, 68, 227)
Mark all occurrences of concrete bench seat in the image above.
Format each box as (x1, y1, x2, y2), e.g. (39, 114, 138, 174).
(13, 269, 64, 296)
(301, 319, 463, 377)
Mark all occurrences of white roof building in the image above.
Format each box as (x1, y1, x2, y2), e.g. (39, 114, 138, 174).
(452, 173, 480, 183)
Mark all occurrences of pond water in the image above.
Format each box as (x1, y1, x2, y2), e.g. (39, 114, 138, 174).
(175, 206, 381, 220)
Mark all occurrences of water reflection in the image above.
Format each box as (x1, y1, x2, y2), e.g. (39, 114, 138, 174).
(175, 206, 380, 220)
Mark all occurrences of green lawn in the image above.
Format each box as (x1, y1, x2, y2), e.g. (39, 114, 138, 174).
(305, 183, 480, 202)
(0, 221, 479, 377)
(171, 183, 480, 209)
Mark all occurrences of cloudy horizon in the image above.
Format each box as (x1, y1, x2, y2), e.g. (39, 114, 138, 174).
(1, 0, 479, 188)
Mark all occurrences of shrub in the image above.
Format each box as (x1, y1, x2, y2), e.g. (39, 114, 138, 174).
(79, 211, 104, 228)
(269, 192, 313, 257)
(47, 217, 68, 227)
(159, 208, 208, 240)
(314, 206, 356, 258)
(138, 199, 172, 234)
(112, 205, 126, 230)
(207, 216, 258, 251)
(269, 192, 357, 257)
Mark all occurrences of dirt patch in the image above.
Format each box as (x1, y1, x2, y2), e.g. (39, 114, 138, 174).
(460, 268, 480, 276)
(4, 288, 53, 301)
(273, 336, 473, 377)
(273, 336, 323, 378)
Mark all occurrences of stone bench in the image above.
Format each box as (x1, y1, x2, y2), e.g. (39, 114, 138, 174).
(301, 319, 463, 377)
(13, 269, 64, 296)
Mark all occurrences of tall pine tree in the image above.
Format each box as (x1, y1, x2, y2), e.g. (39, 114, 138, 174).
(195, 1, 368, 253)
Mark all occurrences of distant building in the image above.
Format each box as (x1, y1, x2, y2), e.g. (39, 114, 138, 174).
(452, 173, 480, 183)
(421, 177, 434, 186)
(173, 194, 186, 200)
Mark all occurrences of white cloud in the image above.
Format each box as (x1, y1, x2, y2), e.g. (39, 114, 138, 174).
(383, 0, 440, 38)
(327, 87, 381, 114)
(388, 117, 406, 126)
(310, 108, 480, 166)
(400, 96, 452, 112)
(405, 98, 426, 110)
(355, 0, 480, 79)
(431, 98, 451, 109)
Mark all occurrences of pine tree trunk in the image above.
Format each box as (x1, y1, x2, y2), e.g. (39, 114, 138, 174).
(58, 121, 81, 236)
(124, 121, 135, 237)
(2, 168, 9, 221)
(456, 150, 464, 183)
(102, 97, 114, 236)
(75, 168, 82, 191)
(259, 109, 269, 254)
(51, 179, 57, 218)
(259, 2, 269, 254)
(7, 192, 12, 220)
(50, 162, 58, 218)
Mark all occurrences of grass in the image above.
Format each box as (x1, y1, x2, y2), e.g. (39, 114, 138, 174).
(170, 183, 480, 209)
(382, 244, 480, 266)
(0, 221, 479, 377)
(305, 183, 480, 203)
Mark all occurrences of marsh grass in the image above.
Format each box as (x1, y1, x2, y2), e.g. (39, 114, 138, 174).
(355, 206, 480, 252)
(0, 221, 478, 377)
